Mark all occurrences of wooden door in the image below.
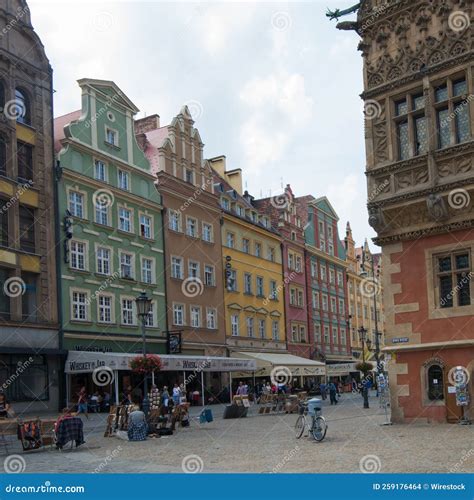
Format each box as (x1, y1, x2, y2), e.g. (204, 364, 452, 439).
(444, 367, 463, 423)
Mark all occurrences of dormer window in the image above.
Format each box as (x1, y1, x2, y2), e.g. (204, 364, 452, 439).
(221, 198, 230, 210)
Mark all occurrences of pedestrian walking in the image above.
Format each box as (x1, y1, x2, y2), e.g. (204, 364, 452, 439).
(320, 382, 327, 400)
(76, 386, 89, 419)
(329, 382, 338, 405)
(172, 383, 181, 405)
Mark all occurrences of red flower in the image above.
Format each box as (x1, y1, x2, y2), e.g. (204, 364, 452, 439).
(130, 354, 163, 373)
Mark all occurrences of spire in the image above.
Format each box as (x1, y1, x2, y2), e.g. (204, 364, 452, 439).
(346, 221, 353, 238)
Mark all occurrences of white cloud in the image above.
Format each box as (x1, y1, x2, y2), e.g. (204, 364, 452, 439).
(239, 71, 313, 169)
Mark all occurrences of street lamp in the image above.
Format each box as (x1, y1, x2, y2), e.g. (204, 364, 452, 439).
(136, 292, 152, 415)
(358, 326, 370, 409)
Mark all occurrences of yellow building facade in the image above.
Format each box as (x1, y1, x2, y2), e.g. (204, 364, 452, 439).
(344, 223, 385, 362)
(210, 157, 286, 354)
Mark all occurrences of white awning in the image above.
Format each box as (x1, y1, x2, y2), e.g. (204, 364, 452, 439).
(232, 352, 326, 377)
(65, 351, 257, 374)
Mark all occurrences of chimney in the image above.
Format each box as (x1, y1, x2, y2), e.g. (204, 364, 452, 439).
(134, 114, 160, 134)
(209, 155, 226, 177)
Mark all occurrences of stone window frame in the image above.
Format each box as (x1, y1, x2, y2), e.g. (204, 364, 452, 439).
(420, 357, 446, 408)
(425, 242, 474, 319)
(391, 87, 427, 161)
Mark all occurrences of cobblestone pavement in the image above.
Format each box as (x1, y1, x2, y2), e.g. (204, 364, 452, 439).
(3, 393, 473, 474)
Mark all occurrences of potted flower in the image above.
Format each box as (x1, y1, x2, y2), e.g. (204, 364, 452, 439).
(130, 354, 163, 374)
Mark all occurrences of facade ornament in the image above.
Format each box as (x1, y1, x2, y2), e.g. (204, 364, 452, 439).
(426, 193, 449, 222)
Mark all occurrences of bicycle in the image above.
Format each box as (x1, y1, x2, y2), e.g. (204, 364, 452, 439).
(294, 401, 327, 442)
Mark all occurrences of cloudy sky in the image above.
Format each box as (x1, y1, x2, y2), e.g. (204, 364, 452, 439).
(29, 0, 375, 249)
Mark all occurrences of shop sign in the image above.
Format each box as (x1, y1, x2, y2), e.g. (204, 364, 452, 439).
(65, 351, 257, 374)
(327, 363, 357, 374)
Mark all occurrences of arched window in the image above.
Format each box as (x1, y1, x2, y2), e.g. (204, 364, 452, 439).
(427, 365, 444, 401)
(15, 88, 31, 125)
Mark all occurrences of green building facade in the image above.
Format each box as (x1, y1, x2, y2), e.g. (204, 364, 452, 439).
(55, 79, 167, 357)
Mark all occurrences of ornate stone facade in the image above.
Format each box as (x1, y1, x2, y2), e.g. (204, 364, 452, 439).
(353, 0, 474, 422)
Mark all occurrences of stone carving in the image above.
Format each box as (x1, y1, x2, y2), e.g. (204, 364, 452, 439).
(438, 155, 473, 177)
(426, 193, 449, 222)
(368, 205, 386, 232)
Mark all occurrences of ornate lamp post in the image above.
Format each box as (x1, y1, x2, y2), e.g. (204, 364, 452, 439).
(358, 326, 372, 409)
(136, 292, 152, 415)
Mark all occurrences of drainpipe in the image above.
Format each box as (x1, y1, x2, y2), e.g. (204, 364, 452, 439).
(50, 68, 65, 411)
(159, 190, 170, 354)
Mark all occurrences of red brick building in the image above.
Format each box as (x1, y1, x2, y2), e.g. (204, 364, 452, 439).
(347, 0, 474, 422)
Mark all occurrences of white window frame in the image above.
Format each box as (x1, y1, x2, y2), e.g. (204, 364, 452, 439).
(246, 316, 254, 337)
(139, 213, 153, 239)
(272, 320, 279, 341)
(188, 260, 200, 280)
(206, 307, 217, 329)
(231, 314, 239, 336)
(97, 293, 114, 324)
(118, 206, 133, 233)
(68, 189, 86, 219)
(168, 209, 182, 232)
(94, 159, 107, 182)
(70, 239, 88, 271)
(171, 255, 184, 280)
(190, 306, 201, 328)
(71, 289, 89, 322)
(202, 222, 213, 243)
(106, 127, 119, 147)
(204, 265, 215, 286)
(117, 169, 130, 191)
(121, 296, 136, 326)
(186, 216, 198, 238)
(96, 244, 112, 275)
(173, 303, 185, 326)
(119, 251, 135, 280)
(141, 256, 155, 284)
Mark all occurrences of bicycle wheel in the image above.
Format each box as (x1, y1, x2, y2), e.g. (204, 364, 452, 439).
(295, 415, 306, 439)
(311, 416, 327, 442)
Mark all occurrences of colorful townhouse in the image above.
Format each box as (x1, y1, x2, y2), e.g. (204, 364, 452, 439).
(55, 79, 167, 395)
(136, 110, 227, 365)
(344, 223, 385, 365)
(0, 0, 60, 412)
(299, 196, 352, 375)
(210, 156, 287, 362)
(254, 185, 311, 359)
